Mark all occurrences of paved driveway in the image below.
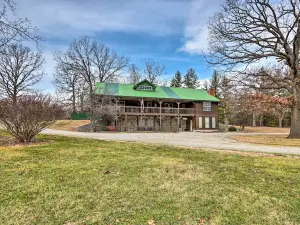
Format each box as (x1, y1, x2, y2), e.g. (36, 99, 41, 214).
(42, 129, 300, 155)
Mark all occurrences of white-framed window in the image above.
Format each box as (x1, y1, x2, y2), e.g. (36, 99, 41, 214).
(182, 103, 185, 108)
(147, 102, 152, 107)
(165, 103, 173, 108)
(212, 117, 216, 129)
(203, 102, 212, 112)
(199, 117, 203, 129)
(138, 85, 152, 90)
(205, 117, 210, 128)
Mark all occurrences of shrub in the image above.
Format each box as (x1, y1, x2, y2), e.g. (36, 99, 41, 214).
(228, 126, 237, 132)
(0, 94, 63, 143)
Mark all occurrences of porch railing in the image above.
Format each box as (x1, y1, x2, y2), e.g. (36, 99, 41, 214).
(119, 106, 195, 115)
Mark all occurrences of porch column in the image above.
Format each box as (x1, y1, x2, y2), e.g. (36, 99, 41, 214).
(125, 113, 127, 132)
(176, 101, 181, 131)
(158, 99, 163, 131)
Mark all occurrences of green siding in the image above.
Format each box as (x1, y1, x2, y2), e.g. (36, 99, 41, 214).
(95, 82, 220, 102)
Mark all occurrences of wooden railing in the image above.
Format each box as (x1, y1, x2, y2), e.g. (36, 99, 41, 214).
(119, 106, 195, 115)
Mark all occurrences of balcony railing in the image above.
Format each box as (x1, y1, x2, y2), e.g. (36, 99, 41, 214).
(119, 106, 195, 115)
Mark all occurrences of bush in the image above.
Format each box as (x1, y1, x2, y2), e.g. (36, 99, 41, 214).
(0, 94, 63, 143)
(228, 126, 237, 132)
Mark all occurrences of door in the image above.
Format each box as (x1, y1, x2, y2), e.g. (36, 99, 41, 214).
(205, 117, 210, 129)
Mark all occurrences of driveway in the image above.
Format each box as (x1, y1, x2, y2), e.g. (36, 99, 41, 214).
(42, 129, 300, 155)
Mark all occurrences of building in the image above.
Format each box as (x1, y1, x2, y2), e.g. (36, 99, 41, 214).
(95, 80, 220, 132)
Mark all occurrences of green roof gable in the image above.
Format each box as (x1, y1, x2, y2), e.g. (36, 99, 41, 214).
(95, 82, 220, 102)
(133, 79, 156, 91)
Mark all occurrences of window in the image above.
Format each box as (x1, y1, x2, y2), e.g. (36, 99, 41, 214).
(182, 104, 185, 108)
(205, 117, 210, 128)
(212, 117, 216, 129)
(203, 102, 212, 112)
(147, 102, 152, 107)
(138, 85, 152, 90)
(199, 117, 203, 129)
(165, 103, 173, 108)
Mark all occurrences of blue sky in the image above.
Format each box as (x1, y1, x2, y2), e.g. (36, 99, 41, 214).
(17, 0, 223, 92)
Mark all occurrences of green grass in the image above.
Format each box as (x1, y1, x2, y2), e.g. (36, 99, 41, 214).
(1, 134, 300, 224)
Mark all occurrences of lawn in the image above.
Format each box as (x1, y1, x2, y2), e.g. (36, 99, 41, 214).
(1, 133, 300, 224)
(236, 126, 290, 133)
(50, 120, 90, 131)
(232, 135, 300, 147)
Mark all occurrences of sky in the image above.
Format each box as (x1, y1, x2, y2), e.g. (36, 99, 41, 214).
(16, 0, 223, 92)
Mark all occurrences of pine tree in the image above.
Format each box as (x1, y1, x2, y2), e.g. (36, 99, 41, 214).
(183, 68, 199, 88)
(210, 70, 221, 97)
(170, 71, 182, 87)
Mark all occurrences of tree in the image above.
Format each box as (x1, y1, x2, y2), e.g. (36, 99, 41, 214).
(143, 61, 165, 84)
(94, 88, 121, 131)
(202, 70, 221, 97)
(92, 42, 129, 83)
(127, 64, 142, 84)
(183, 68, 199, 88)
(0, 0, 40, 52)
(0, 43, 44, 104)
(170, 71, 182, 87)
(54, 36, 129, 126)
(0, 93, 63, 143)
(53, 62, 79, 113)
(208, 0, 300, 138)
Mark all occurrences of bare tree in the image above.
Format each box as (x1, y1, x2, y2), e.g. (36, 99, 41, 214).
(143, 61, 166, 84)
(0, 93, 63, 143)
(127, 64, 142, 84)
(208, 0, 300, 138)
(0, 43, 44, 103)
(93, 88, 121, 131)
(92, 43, 129, 82)
(53, 62, 80, 113)
(0, 0, 40, 51)
(54, 36, 128, 128)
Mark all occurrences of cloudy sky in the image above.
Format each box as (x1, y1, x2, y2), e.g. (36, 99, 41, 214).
(16, 0, 223, 92)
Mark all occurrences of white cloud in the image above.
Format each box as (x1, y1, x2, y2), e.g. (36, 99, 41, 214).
(179, 0, 222, 54)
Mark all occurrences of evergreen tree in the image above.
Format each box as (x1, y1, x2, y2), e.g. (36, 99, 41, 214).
(210, 70, 221, 97)
(183, 68, 199, 88)
(170, 71, 182, 87)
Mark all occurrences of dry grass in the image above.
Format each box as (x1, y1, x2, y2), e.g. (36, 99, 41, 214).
(237, 126, 290, 133)
(232, 135, 300, 147)
(50, 120, 90, 131)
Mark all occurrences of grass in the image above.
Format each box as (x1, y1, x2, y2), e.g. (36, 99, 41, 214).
(236, 126, 290, 133)
(50, 120, 90, 131)
(232, 135, 300, 147)
(1, 133, 300, 224)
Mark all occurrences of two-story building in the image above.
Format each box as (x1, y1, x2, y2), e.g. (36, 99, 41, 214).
(95, 80, 220, 132)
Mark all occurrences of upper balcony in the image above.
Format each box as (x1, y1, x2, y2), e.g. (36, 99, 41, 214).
(119, 106, 195, 116)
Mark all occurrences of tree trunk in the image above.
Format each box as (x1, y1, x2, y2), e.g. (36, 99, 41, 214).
(252, 112, 256, 127)
(289, 88, 300, 138)
(259, 115, 263, 126)
(80, 94, 84, 112)
(224, 113, 229, 131)
(278, 112, 284, 128)
(72, 86, 76, 113)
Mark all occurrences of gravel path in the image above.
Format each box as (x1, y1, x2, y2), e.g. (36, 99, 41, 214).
(42, 129, 300, 155)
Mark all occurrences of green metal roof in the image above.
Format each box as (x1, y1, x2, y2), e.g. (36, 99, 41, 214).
(95, 82, 220, 102)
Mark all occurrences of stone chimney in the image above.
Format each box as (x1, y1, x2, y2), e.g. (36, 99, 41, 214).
(209, 88, 215, 96)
